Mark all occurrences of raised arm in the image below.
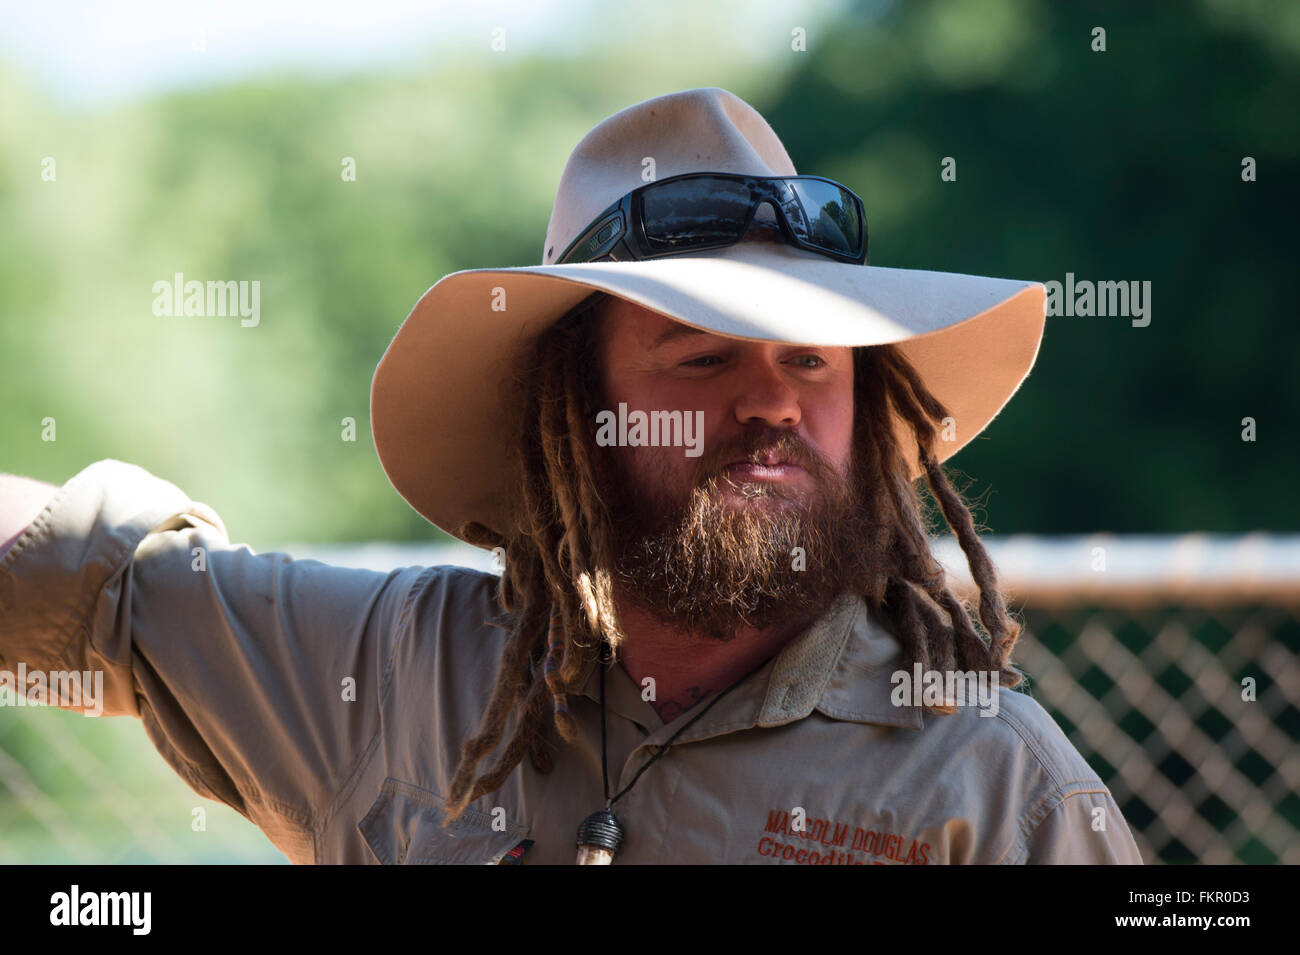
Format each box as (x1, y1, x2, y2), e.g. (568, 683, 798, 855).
(0, 473, 58, 558)
(0, 460, 433, 863)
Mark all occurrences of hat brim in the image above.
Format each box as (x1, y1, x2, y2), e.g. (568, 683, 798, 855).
(370, 240, 1046, 545)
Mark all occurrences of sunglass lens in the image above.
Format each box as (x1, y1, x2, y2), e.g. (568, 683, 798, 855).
(641, 177, 752, 251)
(787, 179, 863, 257)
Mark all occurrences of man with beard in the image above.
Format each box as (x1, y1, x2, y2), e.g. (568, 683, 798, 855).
(0, 88, 1143, 865)
(593, 294, 872, 719)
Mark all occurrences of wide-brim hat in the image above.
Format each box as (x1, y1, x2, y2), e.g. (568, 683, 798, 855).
(371, 87, 1046, 546)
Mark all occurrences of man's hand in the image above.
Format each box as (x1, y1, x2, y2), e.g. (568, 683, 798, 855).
(0, 474, 59, 559)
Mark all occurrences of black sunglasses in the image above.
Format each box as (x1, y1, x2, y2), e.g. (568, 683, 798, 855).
(553, 172, 868, 266)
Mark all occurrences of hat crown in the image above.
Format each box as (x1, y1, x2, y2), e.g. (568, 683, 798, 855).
(542, 87, 798, 264)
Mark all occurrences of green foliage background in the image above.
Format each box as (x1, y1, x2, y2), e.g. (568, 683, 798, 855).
(3, 0, 1297, 548)
(0, 0, 1297, 863)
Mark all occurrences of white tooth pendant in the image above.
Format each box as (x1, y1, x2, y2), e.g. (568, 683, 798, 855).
(575, 808, 625, 865)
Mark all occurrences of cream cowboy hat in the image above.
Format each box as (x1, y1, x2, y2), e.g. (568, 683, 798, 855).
(370, 86, 1046, 545)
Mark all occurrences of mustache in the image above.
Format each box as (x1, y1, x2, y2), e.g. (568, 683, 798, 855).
(692, 426, 830, 485)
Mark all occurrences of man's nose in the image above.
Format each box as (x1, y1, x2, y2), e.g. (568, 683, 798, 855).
(732, 355, 802, 428)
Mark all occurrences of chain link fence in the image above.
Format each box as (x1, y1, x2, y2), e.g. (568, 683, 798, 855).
(936, 533, 1300, 865)
(2, 534, 1297, 863)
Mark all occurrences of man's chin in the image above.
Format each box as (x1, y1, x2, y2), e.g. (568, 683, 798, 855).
(712, 479, 814, 509)
(603, 449, 866, 641)
(630, 589, 842, 643)
(615, 590, 846, 643)
(611, 510, 856, 641)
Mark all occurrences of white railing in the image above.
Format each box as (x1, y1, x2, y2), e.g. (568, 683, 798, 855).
(283, 533, 1300, 607)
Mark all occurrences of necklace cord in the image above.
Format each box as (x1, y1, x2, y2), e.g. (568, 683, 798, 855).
(599, 645, 611, 808)
(600, 649, 773, 807)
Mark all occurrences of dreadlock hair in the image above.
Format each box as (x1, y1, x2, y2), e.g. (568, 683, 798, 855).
(442, 290, 1025, 826)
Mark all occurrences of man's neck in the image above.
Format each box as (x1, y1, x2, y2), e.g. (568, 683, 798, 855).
(614, 594, 814, 725)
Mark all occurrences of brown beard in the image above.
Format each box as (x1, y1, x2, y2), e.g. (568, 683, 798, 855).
(600, 425, 872, 640)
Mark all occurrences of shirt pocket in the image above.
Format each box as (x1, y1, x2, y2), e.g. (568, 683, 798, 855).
(358, 777, 532, 864)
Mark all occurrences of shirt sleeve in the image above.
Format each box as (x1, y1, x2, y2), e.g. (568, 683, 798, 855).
(0, 458, 431, 863)
(1020, 785, 1145, 864)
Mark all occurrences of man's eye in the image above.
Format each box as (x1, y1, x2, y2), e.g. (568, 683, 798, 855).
(682, 355, 723, 368)
(790, 354, 826, 368)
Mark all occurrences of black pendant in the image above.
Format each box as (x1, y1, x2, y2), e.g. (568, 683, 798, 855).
(575, 808, 625, 865)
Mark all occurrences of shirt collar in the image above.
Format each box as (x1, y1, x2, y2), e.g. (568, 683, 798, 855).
(574, 593, 925, 744)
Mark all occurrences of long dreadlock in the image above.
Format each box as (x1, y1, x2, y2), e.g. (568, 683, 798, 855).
(443, 290, 1025, 825)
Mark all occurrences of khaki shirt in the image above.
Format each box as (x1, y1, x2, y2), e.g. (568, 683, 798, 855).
(0, 459, 1143, 865)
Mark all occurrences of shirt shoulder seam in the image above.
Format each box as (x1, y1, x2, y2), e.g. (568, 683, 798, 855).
(0, 468, 88, 662)
(987, 696, 1108, 864)
(997, 781, 1115, 864)
(317, 563, 443, 844)
(380, 564, 446, 697)
(991, 694, 1103, 791)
